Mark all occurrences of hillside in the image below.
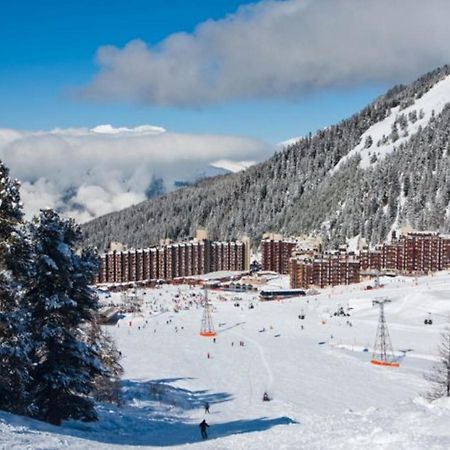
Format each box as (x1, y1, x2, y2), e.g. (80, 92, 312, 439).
(82, 65, 450, 251)
(2, 273, 450, 448)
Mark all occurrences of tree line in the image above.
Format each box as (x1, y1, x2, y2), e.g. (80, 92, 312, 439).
(0, 160, 122, 426)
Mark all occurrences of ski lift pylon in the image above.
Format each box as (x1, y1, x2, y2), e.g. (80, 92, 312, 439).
(200, 288, 216, 337)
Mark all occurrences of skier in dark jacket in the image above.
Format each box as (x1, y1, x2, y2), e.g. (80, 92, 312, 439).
(204, 402, 210, 413)
(199, 419, 209, 439)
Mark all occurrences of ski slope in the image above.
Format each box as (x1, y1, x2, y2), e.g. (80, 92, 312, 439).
(1, 273, 450, 449)
(332, 74, 450, 173)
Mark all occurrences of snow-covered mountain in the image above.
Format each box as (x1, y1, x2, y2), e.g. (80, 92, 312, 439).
(332, 73, 450, 172)
(82, 64, 450, 250)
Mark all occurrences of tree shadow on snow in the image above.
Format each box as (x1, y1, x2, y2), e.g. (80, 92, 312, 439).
(121, 378, 233, 411)
(6, 378, 296, 447)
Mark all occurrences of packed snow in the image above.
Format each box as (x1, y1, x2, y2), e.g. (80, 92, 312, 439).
(332, 74, 450, 173)
(2, 272, 450, 449)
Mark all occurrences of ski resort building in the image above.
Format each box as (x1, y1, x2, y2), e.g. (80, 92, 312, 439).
(360, 232, 450, 274)
(290, 231, 450, 289)
(261, 237, 297, 274)
(289, 253, 360, 289)
(260, 234, 320, 274)
(94, 237, 250, 285)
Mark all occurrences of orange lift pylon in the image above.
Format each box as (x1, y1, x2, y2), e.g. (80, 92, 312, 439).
(200, 288, 216, 337)
(371, 298, 400, 367)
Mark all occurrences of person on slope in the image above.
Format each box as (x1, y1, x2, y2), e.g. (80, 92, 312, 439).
(199, 419, 210, 439)
(263, 392, 270, 402)
(204, 402, 210, 413)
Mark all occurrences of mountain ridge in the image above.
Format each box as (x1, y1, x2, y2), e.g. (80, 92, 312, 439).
(82, 64, 450, 251)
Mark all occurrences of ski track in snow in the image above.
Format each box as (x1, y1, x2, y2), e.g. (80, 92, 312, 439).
(230, 328, 275, 390)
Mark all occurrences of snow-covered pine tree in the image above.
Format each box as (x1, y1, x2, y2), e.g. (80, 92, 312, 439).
(28, 209, 104, 425)
(0, 160, 24, 311)
(0, 160, 33, 415)
(425, 326, 450, 400)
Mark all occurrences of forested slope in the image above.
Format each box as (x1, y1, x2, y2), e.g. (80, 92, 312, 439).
(82, 65, 450, 250)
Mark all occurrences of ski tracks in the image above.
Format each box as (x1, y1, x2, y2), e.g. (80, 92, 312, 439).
(230, 329, 274, 390)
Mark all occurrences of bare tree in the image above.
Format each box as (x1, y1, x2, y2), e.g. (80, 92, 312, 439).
(425, 326, 450, 400)
(87, 319, 124, 406)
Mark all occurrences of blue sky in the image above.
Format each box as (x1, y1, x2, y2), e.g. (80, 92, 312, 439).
(1, 0, 448, 222)
(0, 0, 389, 143)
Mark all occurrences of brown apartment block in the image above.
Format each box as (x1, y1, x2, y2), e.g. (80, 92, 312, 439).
(360, 232, 450, 273)
(261, 239, 297, 274)
(290, 253, 360, 289)
(291, 231, 450, 289)
(94, 238, 249, 284)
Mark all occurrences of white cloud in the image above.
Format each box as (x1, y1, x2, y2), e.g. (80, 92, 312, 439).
(210, 159, 255, 173)
(90, 124, 166, 135)
(82, 0, 450, 106)
(0, 125, 272, 222)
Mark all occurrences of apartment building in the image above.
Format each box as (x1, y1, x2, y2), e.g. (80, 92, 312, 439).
(94, 237, 249, 284)
(290, 253, 360, 289)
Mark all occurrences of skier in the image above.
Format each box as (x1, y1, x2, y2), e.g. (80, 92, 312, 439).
(263, 392, 270, 402)
(204, 402, 210, 413)
(199, 419, 209, 439)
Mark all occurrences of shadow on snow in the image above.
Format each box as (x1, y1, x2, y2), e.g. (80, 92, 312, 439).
(1, 378, 296, 447)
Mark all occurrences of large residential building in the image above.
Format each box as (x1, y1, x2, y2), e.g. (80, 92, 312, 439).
(94, 237, 250, 285)
(291, 231, 450, 289)
(260, 234, 321, 274)
(261, 236, 299, 274)
(290, 253, 360, 289)
(360, 232, 450, 273)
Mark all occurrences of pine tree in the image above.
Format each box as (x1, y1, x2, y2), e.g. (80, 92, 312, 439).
(28, 209, 104, 425)
(0, 161, 33, 415)
(425, 327, 450, 400)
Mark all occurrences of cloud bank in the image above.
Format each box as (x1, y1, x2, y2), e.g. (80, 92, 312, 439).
(0, 125, 271, 223)
(82, 0, 450, 106)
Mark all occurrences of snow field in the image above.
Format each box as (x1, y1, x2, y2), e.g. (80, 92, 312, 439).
(1, 273, 450, 448)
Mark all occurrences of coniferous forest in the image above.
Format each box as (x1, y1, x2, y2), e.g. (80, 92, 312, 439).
(82, 65, 450, 251)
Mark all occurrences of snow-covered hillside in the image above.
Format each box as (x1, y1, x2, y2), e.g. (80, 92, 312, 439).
(333, 74, 450, 173)
(1, 273, 450, 449)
